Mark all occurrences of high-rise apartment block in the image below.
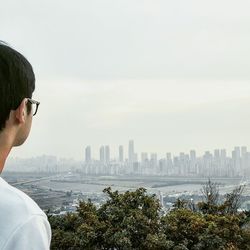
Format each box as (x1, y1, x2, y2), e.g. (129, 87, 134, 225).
(105, 145, 110, 164)
(100, 146, 105, 163)
(119, 145, 124, 162)
(85, 146, 91, 163)
(128, 140, 134, 164)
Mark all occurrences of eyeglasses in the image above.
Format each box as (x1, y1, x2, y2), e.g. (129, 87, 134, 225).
(27, 98, 40, 116)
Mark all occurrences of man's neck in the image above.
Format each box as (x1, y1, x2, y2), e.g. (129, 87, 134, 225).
(0, 132, 13, 173)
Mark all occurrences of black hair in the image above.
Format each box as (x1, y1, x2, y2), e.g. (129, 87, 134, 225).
(0, 41, 35, 131)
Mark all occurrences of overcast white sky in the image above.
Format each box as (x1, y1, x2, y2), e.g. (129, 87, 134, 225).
(1, 0, 250, 160)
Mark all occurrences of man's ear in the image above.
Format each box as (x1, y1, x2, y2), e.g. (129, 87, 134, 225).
(15, 98, 27, 124)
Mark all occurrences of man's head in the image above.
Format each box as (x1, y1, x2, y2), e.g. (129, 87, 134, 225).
(0, 41, 36, 146)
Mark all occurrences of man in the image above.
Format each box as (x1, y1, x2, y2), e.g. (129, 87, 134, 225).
(0, 42, 51, 249)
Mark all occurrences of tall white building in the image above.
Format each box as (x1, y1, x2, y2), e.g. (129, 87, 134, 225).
(179, 152, 189, 175)
(100, 146, 105, 163)
(203, 151, 213, 177)
(141, 152, 149, 175)
(214, 149, 220, 176)
(232, 146, 241, 176)
(119, 145, 124, 162)
(221, 149, 227, 159)
(220, 149, 227, 176)
(241, 146, 248, 176)
(128, 140, 134, 164)
(141, 152, 148, 163)
(241, 146, 247, 156)
(85, 146, 91, 163)
(105, 145, 110, 164)
(150, 153, 158, 171)
(166, 152, 173, 175)
(190, 150, 197, 174)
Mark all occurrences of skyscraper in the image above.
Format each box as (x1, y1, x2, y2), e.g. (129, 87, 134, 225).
(150, 153, 158, 171)
(190, 150, 196, 160)
(214, 149, 220, 176)
(105, 145, 110, 164)
(134, 153, 138, 162)
(221, 149, 227, 159)
(214, 149, 220, 159)
(220, 149, 227, 176)
(119, 145, 124, 162)
(128, 140, 134, 164)
(100, 146, 105, 163)
(233, 146, 241, 175)
(166, 152, 173, 174)
(241, 146, 248, 176)
(166, 153, 172, 161)
(241, 146, 247, 156)
(85, 146, 91, 163)
(141, 152, 148, 163)
(203, 151, 213, 176)
(190, 150, 197, 174)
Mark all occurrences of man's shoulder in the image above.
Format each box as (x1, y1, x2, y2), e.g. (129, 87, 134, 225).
(0, 177, 49, 248)
(0, 177, 45, 217)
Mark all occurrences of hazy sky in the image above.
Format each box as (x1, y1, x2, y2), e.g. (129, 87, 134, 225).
(1, 0, 250, 160)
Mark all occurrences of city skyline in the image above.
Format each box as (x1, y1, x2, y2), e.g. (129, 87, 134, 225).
(81, 141, 250, 178)
(6, 143, 250, 178)
(83, 140, 249, 162)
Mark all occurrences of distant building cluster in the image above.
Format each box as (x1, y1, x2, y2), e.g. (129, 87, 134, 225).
(6, 142, 250, 178)
(83, 141, 250, 177)
(6, 155, 79, 173)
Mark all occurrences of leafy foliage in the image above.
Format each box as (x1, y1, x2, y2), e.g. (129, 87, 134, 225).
(49, 182, 250, 250)
(97, 187, 162, 249)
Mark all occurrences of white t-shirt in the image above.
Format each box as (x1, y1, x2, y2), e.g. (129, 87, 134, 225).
(0, 177, 51, 250)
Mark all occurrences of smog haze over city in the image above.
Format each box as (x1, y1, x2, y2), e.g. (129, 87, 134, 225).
(1, 0, 250, 161)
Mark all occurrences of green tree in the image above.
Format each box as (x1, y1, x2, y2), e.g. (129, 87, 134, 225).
(161, 209, 207, 249)
(49, 184, 250, 250)
(49, 200, 102, 249)
(97, 187, 165, 249)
